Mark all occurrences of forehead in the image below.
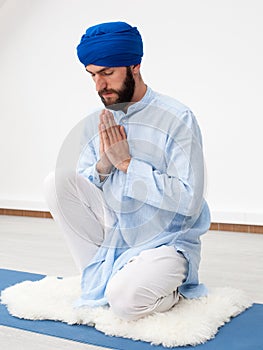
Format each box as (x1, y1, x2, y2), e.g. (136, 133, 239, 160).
(85, 64, 125, 74)
(85, 64, 106, 72)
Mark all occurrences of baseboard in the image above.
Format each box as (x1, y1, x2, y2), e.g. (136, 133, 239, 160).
(209, 222, 263, 234)
(0, 208, 52, 219)
(0, 208, 263, 234)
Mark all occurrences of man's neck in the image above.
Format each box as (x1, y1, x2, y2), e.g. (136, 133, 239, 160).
(131, 81, 147, 103)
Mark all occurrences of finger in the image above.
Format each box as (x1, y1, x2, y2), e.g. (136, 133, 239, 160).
(99, 111, 106, 132)
(102, 110, 111, 128)
(103, 111, 121, 143)
(99, 109, 106, 121)
(99, 111, 109, 144)
(106, 110, 125, 141)
(99, 122, 106, 139)
(119, 125, 127, 140)
(98, 123, 105, 153)
(105, 109, 116, 125)
(99, 122, 110, 148)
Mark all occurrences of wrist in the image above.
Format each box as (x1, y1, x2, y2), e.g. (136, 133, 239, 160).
(96, 160, 113, 175)
(116, 158, 131, 173)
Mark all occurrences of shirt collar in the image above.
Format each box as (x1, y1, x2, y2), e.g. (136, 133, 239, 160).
(113, 86, 154, 119)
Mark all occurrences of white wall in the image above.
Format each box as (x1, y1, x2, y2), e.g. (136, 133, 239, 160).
(0, 0, 262, 224)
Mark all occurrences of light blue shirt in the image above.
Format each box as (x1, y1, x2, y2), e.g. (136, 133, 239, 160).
(76, 87, 211, 307)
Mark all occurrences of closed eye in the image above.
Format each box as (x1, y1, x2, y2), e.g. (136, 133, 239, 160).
(86, 67, 114, 77)
(102, 70, 113, 76)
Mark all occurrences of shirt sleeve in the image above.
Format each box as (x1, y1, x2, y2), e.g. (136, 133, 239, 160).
(77, 142, 108, 189)
(123, 110, 205, 216)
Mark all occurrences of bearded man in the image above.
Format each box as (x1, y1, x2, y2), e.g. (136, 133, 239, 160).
(44, 21, 210, 321)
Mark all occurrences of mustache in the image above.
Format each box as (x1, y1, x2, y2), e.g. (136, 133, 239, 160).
(98, 89, 119, 96)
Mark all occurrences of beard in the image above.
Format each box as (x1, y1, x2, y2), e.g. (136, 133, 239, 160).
(98, 66, 135, 111)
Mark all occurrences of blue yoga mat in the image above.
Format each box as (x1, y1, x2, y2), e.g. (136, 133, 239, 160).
(0, 269, 262, 350)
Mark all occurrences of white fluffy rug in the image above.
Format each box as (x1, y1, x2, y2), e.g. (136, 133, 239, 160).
(1, 275, 252, 347)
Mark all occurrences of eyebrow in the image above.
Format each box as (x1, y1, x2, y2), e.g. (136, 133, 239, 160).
(85, 67, 111, 75)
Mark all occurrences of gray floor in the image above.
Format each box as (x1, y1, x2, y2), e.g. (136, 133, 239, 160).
(0, 215, 263, 349)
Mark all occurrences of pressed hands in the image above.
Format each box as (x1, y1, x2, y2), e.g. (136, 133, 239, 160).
(96, 109, 131, 181)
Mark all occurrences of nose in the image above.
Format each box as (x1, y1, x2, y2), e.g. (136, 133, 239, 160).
(94, 75, 107, 92)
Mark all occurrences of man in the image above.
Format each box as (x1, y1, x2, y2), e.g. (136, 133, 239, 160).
(45, 21, 210, 321)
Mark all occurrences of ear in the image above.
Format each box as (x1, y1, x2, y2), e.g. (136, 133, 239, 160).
(131, 64, 141, 75)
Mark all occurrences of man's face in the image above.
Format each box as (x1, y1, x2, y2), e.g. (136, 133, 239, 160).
(85, 65, 135, 109)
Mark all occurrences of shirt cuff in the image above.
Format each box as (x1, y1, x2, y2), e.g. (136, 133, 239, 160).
(123, 158, 153, 201)
(82, 163, 109, 188)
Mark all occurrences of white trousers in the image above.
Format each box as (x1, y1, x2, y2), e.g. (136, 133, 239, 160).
(44, 171, 188, 320)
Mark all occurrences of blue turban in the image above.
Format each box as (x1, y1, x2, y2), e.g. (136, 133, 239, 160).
(76, 21, 143, 67)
